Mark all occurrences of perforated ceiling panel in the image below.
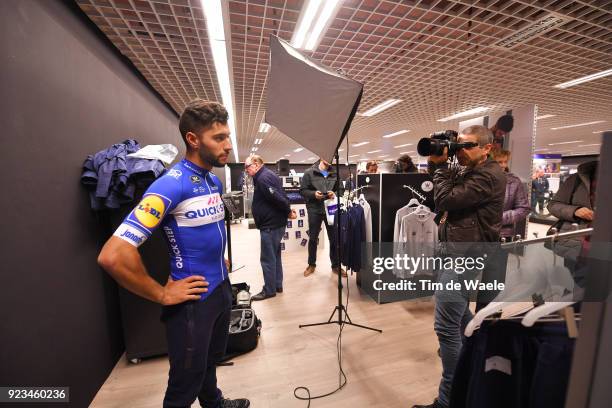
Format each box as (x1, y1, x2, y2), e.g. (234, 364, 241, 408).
(77, 0, 612, 162)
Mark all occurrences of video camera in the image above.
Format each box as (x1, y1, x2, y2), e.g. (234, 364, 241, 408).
(417, 130, 478, 158)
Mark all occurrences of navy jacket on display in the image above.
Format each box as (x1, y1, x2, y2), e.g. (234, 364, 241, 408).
(252, 167, 291, 230)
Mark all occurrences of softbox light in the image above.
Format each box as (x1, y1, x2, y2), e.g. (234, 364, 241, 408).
(265, 35, 363, 162)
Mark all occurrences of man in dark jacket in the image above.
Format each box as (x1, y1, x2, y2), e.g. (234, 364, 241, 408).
(531, 169, 549, 213)
(413, 125, 506, 408)
(299, 158, 345, 277)
(547, 160, 597, 286)
(245, 155, 296, 301)
(493, 150, 531, 240)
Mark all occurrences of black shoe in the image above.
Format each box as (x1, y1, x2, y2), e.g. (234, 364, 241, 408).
(276, 287, 283, 293)
(252, 290, 276, 301)
(412, 399, 446, 408)
(220, 397, 250, 408)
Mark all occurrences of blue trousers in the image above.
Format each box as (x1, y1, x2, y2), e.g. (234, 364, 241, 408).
(434, 269, 474, 408)
(260, 226, 285, 295)
(161, 280, 232, 408)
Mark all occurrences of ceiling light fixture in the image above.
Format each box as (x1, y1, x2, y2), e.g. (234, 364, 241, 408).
(259, 123, 271, 133)
(548, 140, 583, 146)
(284, 154, 291, 157)
(382, 129, 410, 138)
(578, 143, 601, 147)
(348, 154, 359, 157)
(352, 142, 370, 147)
(360, 99, 403, 117)
(399, 151, 415, 154)
(437, 107, 489, 122)
(307, 157, 316, 160)
(254, 138, 262, 145)
(367, 149, 382, 154)
(201, 0, 239, 161)
(294, 147, 304, 152)
(550, 121, 605, 130)
(394, 143, 413, 148)
(291, 0, 339, 51)
(536, 114, 556, 120)
(378, 154, 389, 158)
(251, 147, 258, 151)
(554, 68, 612, 89)
(592, 130, 611, 134)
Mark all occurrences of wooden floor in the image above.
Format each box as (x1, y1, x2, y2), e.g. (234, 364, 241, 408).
(91, 221, 442, 408)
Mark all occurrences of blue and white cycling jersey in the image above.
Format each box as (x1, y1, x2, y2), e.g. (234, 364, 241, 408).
(113, 158, 228, 300)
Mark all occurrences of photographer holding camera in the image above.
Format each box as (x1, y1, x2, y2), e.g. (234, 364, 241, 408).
(413, 125, 506, 408)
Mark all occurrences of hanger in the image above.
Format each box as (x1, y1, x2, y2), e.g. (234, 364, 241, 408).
(407, 198, 420, 207)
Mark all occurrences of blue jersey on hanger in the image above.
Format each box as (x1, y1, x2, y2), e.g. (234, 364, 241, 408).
(113, 158, 228, 300)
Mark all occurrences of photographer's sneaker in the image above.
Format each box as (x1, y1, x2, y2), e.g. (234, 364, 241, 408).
(220, 397, 250, 408)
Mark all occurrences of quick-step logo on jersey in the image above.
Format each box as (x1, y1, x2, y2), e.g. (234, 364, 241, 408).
(172, 193, 225, 227)
(163, 226, 184, 269)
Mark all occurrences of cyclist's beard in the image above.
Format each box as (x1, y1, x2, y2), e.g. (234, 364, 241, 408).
(198, 146, 227, 168)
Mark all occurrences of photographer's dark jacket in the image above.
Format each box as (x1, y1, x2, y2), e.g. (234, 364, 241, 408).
(300, 163, 342, 214)
(252, 167, 291, 229)
(429, 158, 506, 244)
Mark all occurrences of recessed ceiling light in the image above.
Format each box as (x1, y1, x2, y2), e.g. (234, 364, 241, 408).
(367, 149, 382, 154)
(592, 130, 611, 134)
(534, 148, 550, 151)
(378, 154, 389, 158)
(399, 151, 415, 154)
(348, 154, 359, 157)
(338, 148, 344, 152)
(352, 142, 370, 147)
(554, 68, 612, 89)
(251, 147, 258, 151)
(284, 154, 291, 157)
(578, 143, 601, 147)
(437, 107, 489, 122)
(536, 114, 556, 120)
(259, 123, 271, 133)
(382, 129, 410, 138)
(360, 99, 402, 117)
(294, 147, 304, 152)
(394, 143, 413, 148)
(307, 157, 316, 160)
(254, 138, 263, 145)
(548, 140, 583, 146)
(201, 0, 239, 161)
(551, 121, 605, 130)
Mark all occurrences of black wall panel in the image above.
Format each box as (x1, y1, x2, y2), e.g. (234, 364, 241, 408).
(0, 1, 181, 406)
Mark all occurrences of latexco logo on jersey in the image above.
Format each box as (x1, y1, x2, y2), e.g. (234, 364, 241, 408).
(131, 194, 172, 229)
(190, 175, 201, 184)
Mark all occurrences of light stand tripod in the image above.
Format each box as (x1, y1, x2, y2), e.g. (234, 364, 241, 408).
(299, 152, 382, 333)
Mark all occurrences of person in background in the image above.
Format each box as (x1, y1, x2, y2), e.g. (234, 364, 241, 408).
(245, 155, 297, 301)
(395, 154, 418, 173)
(366, 160, 379, 173)
(492, 150, 530, 240)
(299, 158, 345, 277)
(490, 114, 514, 152)
(531, 169, 549, 214)
(547, 160, 598, 287)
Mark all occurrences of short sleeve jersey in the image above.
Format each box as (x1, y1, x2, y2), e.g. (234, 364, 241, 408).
(113, 158, 228, 300)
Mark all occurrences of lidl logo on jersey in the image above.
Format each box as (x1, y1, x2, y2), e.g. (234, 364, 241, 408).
(132, 194, 170, 229)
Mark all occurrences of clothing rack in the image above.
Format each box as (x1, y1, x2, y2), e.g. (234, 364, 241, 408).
(500, 227, 593, 249)
(346, 184, 370, 199)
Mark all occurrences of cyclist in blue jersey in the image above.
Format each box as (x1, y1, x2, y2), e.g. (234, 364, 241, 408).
(98, 100, 249, 408)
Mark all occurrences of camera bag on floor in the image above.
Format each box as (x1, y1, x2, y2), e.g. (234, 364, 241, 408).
(219, 282, 262, 363)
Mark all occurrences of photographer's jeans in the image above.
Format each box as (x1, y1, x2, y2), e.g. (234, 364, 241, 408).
(434, 269, 474, 408)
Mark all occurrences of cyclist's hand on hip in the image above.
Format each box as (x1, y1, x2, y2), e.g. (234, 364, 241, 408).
(161, 275, 209, 305)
